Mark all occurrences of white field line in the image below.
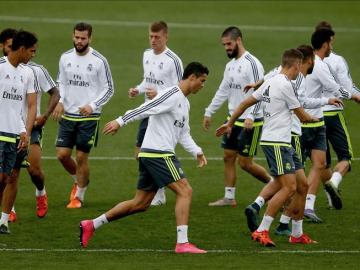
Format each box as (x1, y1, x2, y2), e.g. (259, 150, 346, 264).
(41, 156, 360, 161)
(0, 15, 360, 33)
(0, 247, 359, 254)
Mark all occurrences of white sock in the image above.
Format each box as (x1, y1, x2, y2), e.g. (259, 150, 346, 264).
(324, 190, 333, 207)
(75, 186, 87, 201)
(177, 225, 189, 244)
(254, 196, 265, 208)
(158, 187, 166, 198)
(291, 219, 303, 238)
(305, 194, 316, 210)
(224, 187, 235, 200)
(71, 174, 77, 184)
(93, 214, 109, 230)
(0, 212, 9, 226)
(330, 171, 342, 188)
(279, 214, 291, 224)
(36, 187, 46, 197)
(11, 206, 16, 213)
(257, 215, 274, 232)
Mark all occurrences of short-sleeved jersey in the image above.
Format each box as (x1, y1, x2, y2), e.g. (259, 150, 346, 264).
(26, 61, 56, 116)
(0, 56, 37, 136)
(253, 74, 300, 144)
(57, 47, 114, 116)
(323, 51, 360, 111)
(116, 86, 202, 158)
(305, 55, 351, 117)
(205, 51, 264, 120)
(136, 47, 183, 102)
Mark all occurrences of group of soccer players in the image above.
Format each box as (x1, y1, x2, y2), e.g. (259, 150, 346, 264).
(0, 19, 358, 253)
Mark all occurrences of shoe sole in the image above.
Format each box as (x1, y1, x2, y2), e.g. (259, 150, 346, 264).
(245, 208, 259, 232)
(304, 214, 323, 223)
(79, 223, 85, 247)
(324, 183, 342, 210)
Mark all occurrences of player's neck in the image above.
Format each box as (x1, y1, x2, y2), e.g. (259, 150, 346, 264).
(153, 46, 166, 55)
(76, 47, 90, 56)
(7, 52, 21, 67)
(315, 50, 325, 60)
(236, 48, 246, 59)
(178, 80, 190, 96)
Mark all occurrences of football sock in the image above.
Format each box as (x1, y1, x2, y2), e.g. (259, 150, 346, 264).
(252, 196, 265, 212)
(93, 214, 108, 230)
(11, 206, 16, 213)
(36, 187, 46, 197)
(279, 214, 291, 225)
(177, 225, 188, 244)
(0, 212, 9, 226)
(257, 215, 274, 232)
(330, 171, 342, 188)
(291, 219, 303, 238)
(305, 194, 316, 210)
(224, 187, 235, 200)
(75, 186, 87, 201)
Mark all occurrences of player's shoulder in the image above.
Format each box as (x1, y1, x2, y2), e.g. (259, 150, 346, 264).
(164, 48, 182, 63)
(60, 48, 74, 59)
(91, 48, 110, 65)
(0, 56, 7, 65)
(243, 51, 262, 66)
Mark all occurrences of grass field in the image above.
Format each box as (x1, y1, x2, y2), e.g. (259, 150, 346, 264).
(1, 1, 360, 269)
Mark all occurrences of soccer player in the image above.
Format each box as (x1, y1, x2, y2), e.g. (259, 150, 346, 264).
(315, 21, 360, 209)
(217, 49, 319, 246)
(0, 30, 38, 233)
(79, 62, 208, 254)
(243, 45, 342, 237)
(52, 22, 114, 208)
(302, 28, 360, 222)
(0, 28, 60, 221)
(204, 26, 271, 207)
(128, 21, 183, 206)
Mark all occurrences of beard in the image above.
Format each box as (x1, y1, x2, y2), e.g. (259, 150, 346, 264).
(73, 42, 89, 53)
(3, 49, 7, 56)
(226, 44, 239, 59)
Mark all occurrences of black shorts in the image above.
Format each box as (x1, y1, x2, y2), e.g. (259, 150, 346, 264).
(137, 152, 185, 192)
(261, 143, 296, 176)
(221, 118, 263, 157)
(30, 126, 43, 146)
(136, 118, 149, 147)
(291, 134, 304, 171)
(324, 111, 352, 168)
(301, 121, 327, 160)
(0, 140, 17, 174)
(56, 117, 99, 153)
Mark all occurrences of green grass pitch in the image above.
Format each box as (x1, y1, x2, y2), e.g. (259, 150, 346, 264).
(0, 1, 359, 269)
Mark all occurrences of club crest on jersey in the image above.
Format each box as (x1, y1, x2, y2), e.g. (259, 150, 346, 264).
(20, 76, 23, 83)
(87, 64, 93, 72)
(145, 60, 149, 65)
(67, 63, 72, 68)
(158, 62, 163, 70)
(5, 74, 10, 80)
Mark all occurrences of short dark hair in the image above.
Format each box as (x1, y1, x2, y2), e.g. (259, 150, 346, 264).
(281, 49, 303, 68)
(222, 26, 242, 40)
(0, 28, 17, 44)
(311, 28, 335, 50)
(11, 30, 38, 51)
(74, 22, 92, 37)
(297, 45, 314, 62)
(150, 21, 168, 33)
(315, 21, 333, 31)
(182, 62, 209, 79)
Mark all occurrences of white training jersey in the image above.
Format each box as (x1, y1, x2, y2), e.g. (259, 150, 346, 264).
(136, 47, 183, 102)
(305, 55, 351, 117)
(264, 66, 328, 135)
(323, 51, 360, 111)
(116, 86, 202, 158)
(253, 74, 301, 145)
(0, 56, 37, 136)
(204, 51, 264, 120)
(57, 47, 114, 117)
(25, 61, 56, 116)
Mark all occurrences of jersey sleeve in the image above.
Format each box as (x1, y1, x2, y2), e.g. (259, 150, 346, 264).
(179, 121, 203, 158)
(116, 87, 179, 126)
(57, 55, 66, 103)
(285, 83, 301, 110)
(296, 74, 328, 108)
(168, 54, 183, 84)
(25, 66, 39, 94)
(319, 62, 351, 99)
(35, 65, 56, 93)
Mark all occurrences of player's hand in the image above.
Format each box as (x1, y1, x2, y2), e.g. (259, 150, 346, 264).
(34, 114, 48, 128)
(79, 105, 93, 117)
(145, 88, 157, 100)
(128, 88, 139, 99)
(202, 116, 211, 131)
(18, 132, 28, 151)
(196, 153, 207, 168)
(243, 83, 256, 93)
(215, 123, 232, 137)
(351, 94, 360, 104)
(310, 116, 320, 123)
(103, 120, 120, 135)
(328, 98, 343, 107)
(244, 118, 254, 131)
(51, 102, 64, 121)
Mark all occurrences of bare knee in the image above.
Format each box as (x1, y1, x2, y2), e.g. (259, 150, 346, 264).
(238, 157, 252, 171)
(223, 152, 237, 164)
(57, 152, 71, 163)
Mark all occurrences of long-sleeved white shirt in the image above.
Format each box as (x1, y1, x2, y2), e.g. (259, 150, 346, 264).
(57, 47, 114, 117)
(136, 47, 183, 102)
(204, 51, 264, 120)
(305, 54, 351, 118)
(116, 86, 202, 158)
